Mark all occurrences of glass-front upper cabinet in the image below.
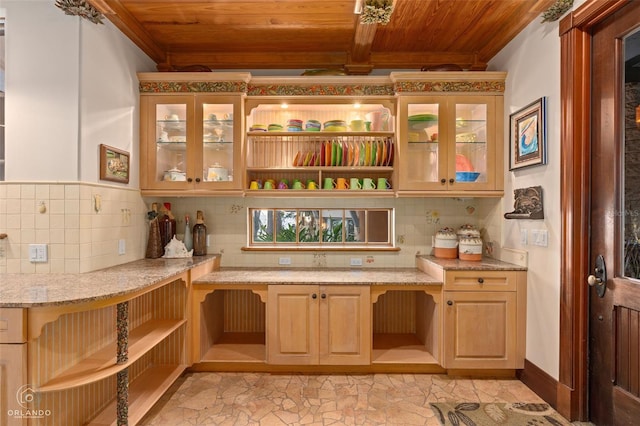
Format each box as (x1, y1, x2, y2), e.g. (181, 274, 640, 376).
(397, 95, 502, 193)
(140, 94, 243, 193)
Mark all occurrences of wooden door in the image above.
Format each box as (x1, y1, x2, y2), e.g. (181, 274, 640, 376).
(319, 286, 371, 365)
(267, 285, 319, 365)
(443, 291, 517, 369)
(589, 2, 640, 424)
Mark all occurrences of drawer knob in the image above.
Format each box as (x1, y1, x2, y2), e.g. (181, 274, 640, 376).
(312, 293, 317, 299)
(447, 300, 453, 306)
(321, 293, 326, 299)
(477, 277, 484, 284)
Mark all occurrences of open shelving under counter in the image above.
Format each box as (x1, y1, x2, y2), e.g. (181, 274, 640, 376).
(370, 286, 444, 372)
(191, 284, 269, 368)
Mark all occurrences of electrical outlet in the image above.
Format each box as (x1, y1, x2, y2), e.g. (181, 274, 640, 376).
(531, 230, 548, 247)
(520, 229, 528, 245)
(118, 239, 126, 255)
(279, 257, 291, 265)
(350, 258, 363, 266)
(29, 244, 48, 263)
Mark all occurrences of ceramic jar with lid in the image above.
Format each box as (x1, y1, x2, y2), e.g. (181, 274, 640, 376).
(459, 235, 483, 261)
(434, 227, 458, 259)
(457, 224, 480, 239)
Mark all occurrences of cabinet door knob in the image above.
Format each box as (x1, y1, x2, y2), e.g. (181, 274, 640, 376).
(321, 293, 326, 299)
(449, 178, 455, 184)
(195, 178, 201, 183)
(477, 277, 484, 284)
(187, 177, 193, 183)
(312, 293, 317, 299)
(440, 178, 446, 184)
(447, 300, 453, 306)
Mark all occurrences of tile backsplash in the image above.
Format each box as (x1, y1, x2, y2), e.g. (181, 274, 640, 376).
(0, 182, 502, 273)
(0, 182, 147, 273)
(146, 196, 502, 269)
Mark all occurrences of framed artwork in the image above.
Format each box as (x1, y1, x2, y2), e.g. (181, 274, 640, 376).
(509, 97, 547, 170)
(99, 144, 130, 183)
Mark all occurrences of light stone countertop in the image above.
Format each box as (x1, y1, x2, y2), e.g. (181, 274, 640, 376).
(193, 267, 442, 286)
(418, 255, 527, 271)
(0, 255, 220, 308)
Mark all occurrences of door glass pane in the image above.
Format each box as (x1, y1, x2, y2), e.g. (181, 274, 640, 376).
(623, 29, 640, 278)
(156, 103, 187, 182)
(203, 103, 234, 182)
(456, 103, 487, 183)
(407, 103, 439, 183)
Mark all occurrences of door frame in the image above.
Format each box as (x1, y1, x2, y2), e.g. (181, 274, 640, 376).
(558, 0, 631, 421)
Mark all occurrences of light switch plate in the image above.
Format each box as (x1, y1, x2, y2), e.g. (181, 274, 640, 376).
(29, 244, 48, 263)
(118, 239, 126, 255)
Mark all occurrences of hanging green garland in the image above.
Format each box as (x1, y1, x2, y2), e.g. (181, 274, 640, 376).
(360, 0, 395, 25)
(541, 0, 574, 23)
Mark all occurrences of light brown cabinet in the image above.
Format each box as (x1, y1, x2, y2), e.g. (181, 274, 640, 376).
(139, 90, 245, 195)
(267, 285, 371, 365)
(441, 270, 526, 369)
(393, 72, 506, 196)
(0, 308, 27, 426)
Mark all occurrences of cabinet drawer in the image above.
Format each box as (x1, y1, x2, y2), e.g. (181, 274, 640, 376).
(444, 270, 519, 292)
(0, 308, 27, 343)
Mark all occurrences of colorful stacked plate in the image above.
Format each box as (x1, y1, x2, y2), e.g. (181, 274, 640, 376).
(287, 119, 303, 132)
(305, 120, 322, 131)
(408, 113, 438, 130)
(250, 124, 267, 132)
(323, 120, 347, 131)
(268, 123, 283, 131)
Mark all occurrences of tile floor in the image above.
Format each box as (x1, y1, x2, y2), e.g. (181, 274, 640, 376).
(139, 372, 585, 425)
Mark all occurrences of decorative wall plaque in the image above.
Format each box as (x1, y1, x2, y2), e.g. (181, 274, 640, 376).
(504, 185, 544, 219)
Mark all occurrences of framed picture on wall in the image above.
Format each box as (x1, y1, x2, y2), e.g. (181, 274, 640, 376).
(99, 144, 130, 183)
(509, 97, 547, 170)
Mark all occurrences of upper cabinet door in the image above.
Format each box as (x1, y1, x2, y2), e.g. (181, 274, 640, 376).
(397, 95, 503, 194)
(140, 94, 243, 193)
(140, 95, 194, 191)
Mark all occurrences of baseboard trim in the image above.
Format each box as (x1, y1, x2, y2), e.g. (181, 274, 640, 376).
(516, 359, 558, 410)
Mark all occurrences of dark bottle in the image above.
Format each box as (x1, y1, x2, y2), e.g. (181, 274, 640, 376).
(192, 210, 207, 256)
(145, 203, 163, 259)
(159, 202, 177, 254)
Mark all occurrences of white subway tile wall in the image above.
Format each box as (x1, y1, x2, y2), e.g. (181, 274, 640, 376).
(0, 182, 502, 273)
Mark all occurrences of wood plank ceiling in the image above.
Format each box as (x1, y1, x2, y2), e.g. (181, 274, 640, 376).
(88, 0, 557, 74)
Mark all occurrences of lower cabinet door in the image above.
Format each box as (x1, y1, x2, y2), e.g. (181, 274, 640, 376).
(0, 343, 27, 426)
(267, 285, 371, 365)
(319, 285, 371, 365)
(267, 285, 320, 365)
(443, 291, 517, 369)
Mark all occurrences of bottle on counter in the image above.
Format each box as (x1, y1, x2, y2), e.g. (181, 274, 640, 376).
(159, 202, 177, 254)
(145, 202, 163, 259)
(192, 210, 207, 256)
(183, 214, 193, 252)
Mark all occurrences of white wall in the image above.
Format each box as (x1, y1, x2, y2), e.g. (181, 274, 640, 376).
(79, 18, 155, 186)
(1, 0, 155, 183)
(488, 0, 587, 379)
(3, 0, 80, 180)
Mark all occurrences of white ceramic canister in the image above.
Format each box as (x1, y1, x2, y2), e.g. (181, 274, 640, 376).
(456, 224, 480, 239)
(207, 163, 229, 181)
(434, 227, 458, 259)
(459, 235, 483, 261)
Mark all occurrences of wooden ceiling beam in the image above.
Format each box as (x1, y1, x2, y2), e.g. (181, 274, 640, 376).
(88, 0, 167, 64)
(347, 19, 378, 74)
(166, 51, 349, 70)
